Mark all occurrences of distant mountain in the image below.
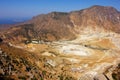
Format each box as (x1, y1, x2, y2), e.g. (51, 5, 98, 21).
(1, 5, 120, 43)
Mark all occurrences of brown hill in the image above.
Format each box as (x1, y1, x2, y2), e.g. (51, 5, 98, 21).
(1, 5, 120, 43)
(70, 5, 120, 32)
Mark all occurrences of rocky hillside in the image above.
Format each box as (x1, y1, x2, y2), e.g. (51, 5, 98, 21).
(0, 5, 120, 43)
(0, 35, 120, 80)
(70, 5, 120, 31)
(0, 5, 120, 80)
(0, 43, 78, 80)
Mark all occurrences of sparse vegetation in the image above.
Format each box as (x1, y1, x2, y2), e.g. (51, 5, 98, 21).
(0, 5, 120, 80)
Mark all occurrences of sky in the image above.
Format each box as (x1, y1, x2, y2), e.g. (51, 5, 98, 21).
(0, 0, 120, 24)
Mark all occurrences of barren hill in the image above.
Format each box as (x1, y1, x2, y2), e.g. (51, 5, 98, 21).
(0, 5, 120, 80)
(0, 5, 120, 43)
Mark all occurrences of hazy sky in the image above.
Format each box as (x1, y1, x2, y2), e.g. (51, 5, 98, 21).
(0, 0, 120, 19)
